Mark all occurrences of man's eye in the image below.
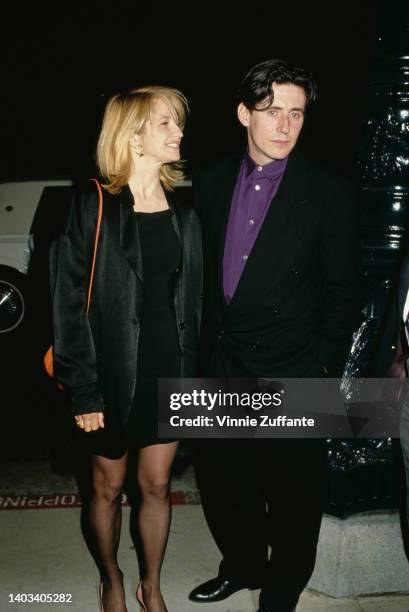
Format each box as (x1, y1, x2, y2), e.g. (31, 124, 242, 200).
(161, 121, 169, 125)
(291, 113, 301, 119)
(269, 111, 277, 116)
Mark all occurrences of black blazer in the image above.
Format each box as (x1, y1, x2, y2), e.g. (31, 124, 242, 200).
(50, 181, 202, 422)
(371, 247, 409, 377)
(196, 151, 364, 378)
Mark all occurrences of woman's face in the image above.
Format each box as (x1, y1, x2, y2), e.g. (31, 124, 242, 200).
(137, 98, 183, 164)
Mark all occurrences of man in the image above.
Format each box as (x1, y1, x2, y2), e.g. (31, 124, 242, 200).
(371, 249, 409, 531)
(190, 59, 363, 612)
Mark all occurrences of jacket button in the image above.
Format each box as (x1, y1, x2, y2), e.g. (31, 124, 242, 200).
(179, 322, 185, 330)
(175, 267, 180, 273)
(218, 329, 224, 340)
(291, 267, 299, 275)
(273, 308, 280, 318)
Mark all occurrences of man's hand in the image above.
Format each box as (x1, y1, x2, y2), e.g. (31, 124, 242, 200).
(75, 412, 105, 432)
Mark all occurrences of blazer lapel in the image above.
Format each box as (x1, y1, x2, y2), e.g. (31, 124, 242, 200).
(165, 190, 182, 244)
(119, 186, 144, 284)
(229, 151, 306, 305)
(260, 151, 306, 238)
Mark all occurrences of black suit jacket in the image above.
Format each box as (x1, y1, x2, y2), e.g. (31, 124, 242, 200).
(371, 247, 409, 377)
(196, 151, 363, 378)
(50, 181, 202, 421)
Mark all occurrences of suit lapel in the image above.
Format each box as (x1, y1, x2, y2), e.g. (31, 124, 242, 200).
(119, 185, 144, 284)
(263, 151, 306, 233)
(229, 151, 306, 304)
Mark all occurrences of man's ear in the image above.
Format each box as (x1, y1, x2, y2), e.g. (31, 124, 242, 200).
(237, 103, 250, 127)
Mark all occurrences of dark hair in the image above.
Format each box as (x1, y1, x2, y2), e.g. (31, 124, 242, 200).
(237, 59, 317, 110)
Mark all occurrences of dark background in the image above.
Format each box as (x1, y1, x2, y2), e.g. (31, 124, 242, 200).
(1, 0, 381, 183)
(1, 0, 408, 526)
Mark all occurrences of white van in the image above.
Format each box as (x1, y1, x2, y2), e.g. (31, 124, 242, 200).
(0, 179, 72, 333)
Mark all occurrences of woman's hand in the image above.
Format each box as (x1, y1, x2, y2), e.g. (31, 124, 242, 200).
(75, 412, 105, 432)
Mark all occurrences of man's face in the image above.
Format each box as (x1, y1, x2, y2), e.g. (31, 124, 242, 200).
(238, 82, 306, 164)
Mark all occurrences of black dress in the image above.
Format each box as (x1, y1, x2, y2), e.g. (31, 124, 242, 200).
(81, 208, 181, 458)
(125, 209, 182, 448)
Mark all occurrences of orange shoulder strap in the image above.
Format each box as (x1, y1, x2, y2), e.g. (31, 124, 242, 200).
(86, 179, 104, 313)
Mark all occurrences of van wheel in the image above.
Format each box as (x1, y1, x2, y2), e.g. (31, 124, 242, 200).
(0, 266, 27, 334)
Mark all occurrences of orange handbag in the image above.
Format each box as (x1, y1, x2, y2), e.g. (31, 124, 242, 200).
(44, 178, 104, 382)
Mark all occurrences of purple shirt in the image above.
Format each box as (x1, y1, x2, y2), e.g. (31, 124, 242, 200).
(223, 153, 288, 302)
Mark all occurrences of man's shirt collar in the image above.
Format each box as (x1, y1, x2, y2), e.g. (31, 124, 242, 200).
(244, 152, 288, 182)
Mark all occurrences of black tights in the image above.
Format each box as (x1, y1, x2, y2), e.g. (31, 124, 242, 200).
(90, 442, 178, 612)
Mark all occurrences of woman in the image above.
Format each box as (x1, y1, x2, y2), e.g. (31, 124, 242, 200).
(51, 86, 202, 612)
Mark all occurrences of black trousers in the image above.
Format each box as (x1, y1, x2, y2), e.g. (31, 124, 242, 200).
(194, 345, 328, 609)
(194, 438, 327, 609)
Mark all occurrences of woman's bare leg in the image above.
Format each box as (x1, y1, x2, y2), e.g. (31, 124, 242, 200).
(137, 442, 178, 612)
(90, 452, 128, 612)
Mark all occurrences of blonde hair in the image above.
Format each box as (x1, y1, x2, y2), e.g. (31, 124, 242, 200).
(96, 85, 189, 194)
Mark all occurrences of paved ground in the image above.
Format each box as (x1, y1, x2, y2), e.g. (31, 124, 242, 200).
(1, 459, 409, 612)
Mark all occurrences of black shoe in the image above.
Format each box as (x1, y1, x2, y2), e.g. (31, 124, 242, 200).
(189, 576, 252, 602)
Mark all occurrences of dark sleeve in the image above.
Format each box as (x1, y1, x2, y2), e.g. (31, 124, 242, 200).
(318, 179, 365, 375)
(192, 168, 204, 221)
(50, 187, 105, 415)
(370, 271, 402, 377)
